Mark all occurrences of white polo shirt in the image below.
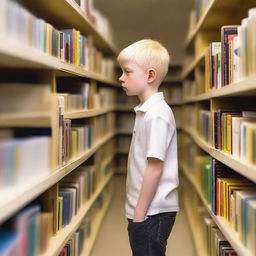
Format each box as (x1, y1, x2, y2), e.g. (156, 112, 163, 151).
(126, 92, 179, 219)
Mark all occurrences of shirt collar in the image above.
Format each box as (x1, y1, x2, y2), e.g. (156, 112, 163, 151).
(134, 92, 164, 113)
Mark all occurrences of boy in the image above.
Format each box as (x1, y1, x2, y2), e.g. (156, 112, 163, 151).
(117, 39, 179, 256)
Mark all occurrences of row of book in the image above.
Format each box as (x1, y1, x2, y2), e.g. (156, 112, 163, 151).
(205, 8, 256, 91)
(73, 0, 114, 46)
(58, 183, 112, 256)
(0, 132, 50, 190)
(193, 156, 256, 255)
(213, 110, 256, 165)
(181, 176, 239, 256)
(0, 205, 52, 256)
(58, 216, 90, 256)
(57, 165, 96, 231)
(0, 0, 115, 79)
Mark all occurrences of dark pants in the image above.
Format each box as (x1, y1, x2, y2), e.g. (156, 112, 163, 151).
(127, 212, 177, 256)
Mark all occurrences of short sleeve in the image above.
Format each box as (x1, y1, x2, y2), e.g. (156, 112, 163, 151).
(145, 116, 174, 161)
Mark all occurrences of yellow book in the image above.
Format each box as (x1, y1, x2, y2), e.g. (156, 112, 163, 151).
(220, 178, 247, 219)
(70, 129, 78, 159)
(227, 113, 241, 154)
(226, 114, 232, 154)
(58, 196, 63, 231)
(222, 113, 227, 152)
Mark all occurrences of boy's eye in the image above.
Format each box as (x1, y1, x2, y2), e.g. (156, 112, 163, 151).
(125, 70, 131, 74)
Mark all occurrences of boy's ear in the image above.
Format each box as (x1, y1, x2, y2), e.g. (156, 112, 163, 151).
(147, 68, 157, 84)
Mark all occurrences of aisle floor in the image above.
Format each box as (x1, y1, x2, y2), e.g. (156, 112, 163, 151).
(91, 175, 196, 256)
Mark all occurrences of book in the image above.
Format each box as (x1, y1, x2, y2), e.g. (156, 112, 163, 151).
(221, 26, 239, 86)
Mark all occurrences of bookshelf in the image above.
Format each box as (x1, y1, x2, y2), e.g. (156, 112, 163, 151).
(182, 0, 256, 255)
(0, 0, 119, 255)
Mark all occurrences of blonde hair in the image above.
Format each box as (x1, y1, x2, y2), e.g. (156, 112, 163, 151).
(117, 39, 170, 85)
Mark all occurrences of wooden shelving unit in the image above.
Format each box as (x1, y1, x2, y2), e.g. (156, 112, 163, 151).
(0, 1, 119, 254)
(181, 0, 256, 255)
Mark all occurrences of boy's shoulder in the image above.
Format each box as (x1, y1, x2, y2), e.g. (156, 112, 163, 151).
(145, 99, 174, 122)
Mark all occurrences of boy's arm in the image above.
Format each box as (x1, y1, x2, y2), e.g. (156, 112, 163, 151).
(133, 157, 164, 222)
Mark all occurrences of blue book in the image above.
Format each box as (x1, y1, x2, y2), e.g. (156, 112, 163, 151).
(0, 230, 19, 255)
(59, 191, 71, 226)
(62, 29, 75, 64)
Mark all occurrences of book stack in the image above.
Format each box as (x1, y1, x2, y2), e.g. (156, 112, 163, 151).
(0, 0, 114, 79)
(0, 205, 52, 256)
(171, 107, 181, 128)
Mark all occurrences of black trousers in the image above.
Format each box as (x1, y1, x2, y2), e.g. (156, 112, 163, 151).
(127, 212, 177, 256)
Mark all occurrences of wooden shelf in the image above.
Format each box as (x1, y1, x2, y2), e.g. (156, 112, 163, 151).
(23, 0, 117, 55)
(43, 171, 114, 256)
(0, 131, 115, 224)
(82, 186, 112, 256)
(181, 127, 256, 183)
(0, 36, 58, 69)
(184, 75, 256, 103)
(181, 163, 252, 256)
(0, 113, 52, 127)
(182, 50, 205, 79)
(0, 36, 117, 86)
(64, 106, 115, 119)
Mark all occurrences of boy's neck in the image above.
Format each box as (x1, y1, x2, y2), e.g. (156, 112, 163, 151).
(138, 88, 159, 104)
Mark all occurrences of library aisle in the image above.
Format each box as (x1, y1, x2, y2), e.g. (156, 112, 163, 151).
(91, 175, 196, 256)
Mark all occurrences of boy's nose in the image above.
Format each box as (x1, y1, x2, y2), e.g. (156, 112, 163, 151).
(119, 74, 124, 82)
